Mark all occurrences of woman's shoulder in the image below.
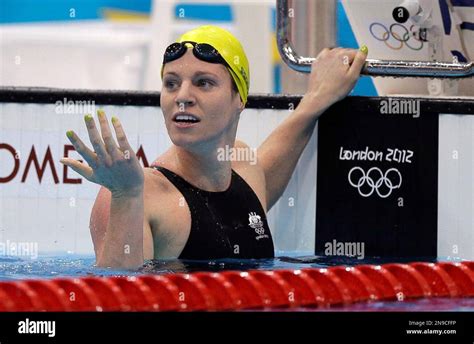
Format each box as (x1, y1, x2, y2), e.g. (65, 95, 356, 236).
(231, 140, 264, 175)
(232, 140, 267, 210)
(143, 164, 174, 194)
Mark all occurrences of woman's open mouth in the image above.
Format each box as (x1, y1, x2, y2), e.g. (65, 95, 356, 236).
(172, 113, 201, 128)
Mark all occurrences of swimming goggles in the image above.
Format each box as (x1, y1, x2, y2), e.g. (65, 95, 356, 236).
(162, 41, 229, 67)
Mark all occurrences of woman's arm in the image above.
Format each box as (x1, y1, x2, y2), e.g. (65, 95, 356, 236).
(258, 47, 368, 210)
(257, 98, 325, 210)
(90, 186, 151, 269)
(60, 110, 146, 269)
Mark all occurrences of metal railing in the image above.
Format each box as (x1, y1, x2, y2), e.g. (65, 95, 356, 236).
(277, 0, 474, 78)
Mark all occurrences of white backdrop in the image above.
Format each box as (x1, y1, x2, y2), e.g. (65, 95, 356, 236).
(438, 114, 474, 261)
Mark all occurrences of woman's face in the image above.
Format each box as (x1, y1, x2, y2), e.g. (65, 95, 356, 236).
(161, 49, 243, 151)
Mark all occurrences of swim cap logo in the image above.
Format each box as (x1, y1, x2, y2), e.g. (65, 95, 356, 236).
(240, 67, 249, 88)
(248, 212, 268, 240)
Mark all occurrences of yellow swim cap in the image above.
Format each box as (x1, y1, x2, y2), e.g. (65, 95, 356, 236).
(162, 25, 250, 105)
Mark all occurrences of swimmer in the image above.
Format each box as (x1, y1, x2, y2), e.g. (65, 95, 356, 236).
(60, 25, 368, 268)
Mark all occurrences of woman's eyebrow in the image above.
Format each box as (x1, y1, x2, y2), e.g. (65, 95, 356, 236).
(193, 71, 219, 78)
(163, 72, 180, 78)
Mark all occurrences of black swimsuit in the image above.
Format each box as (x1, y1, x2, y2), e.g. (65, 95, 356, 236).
(153, 166, 275, 260)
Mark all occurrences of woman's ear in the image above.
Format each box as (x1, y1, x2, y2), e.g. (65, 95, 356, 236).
(238, 98, 245, 112)
(232, 89, 245, 113)
(235, 92, 245, 112)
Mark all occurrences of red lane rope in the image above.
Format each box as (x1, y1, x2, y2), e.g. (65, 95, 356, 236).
(0, 262, 472, 311)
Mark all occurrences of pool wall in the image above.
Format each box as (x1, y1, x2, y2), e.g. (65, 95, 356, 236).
(0, 88, 473, 259)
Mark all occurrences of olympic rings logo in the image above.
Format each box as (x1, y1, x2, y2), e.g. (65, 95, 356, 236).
(369, 22, 425, 51)
(348, 167, 402, 198)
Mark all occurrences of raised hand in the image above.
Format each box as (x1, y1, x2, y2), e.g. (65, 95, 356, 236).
(60, 110, 144, 198)
(298, 46, 368, 115)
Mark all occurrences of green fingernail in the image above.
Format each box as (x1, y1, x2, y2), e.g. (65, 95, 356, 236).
(66, 130, 74, 139)
(360, 45, 368, 54)
(85, 114, 93, 122)
(111, 116, 118, 124)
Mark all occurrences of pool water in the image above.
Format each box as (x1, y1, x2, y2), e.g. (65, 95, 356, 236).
(0, 253, 438, 280)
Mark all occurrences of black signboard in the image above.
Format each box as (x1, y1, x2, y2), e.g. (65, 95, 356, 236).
(316, 97, 438, 258)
